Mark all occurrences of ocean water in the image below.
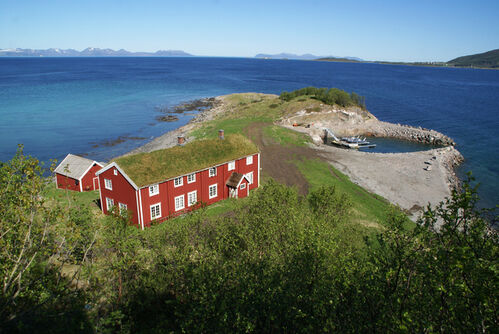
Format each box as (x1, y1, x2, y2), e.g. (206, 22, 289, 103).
(0, 57, 498, 207)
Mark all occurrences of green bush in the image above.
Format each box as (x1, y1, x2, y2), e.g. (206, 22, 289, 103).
(280, 86, 366, 109)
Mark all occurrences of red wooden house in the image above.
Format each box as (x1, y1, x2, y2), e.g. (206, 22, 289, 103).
(96, 132, 260, 229)
(54, 154, 104, 192)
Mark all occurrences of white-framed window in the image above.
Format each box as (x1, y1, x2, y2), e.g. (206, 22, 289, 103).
(113, 169, 118, 176)
(150, 203, 161, 220)
(187, 190, 197, 207)
(106, 197, 114, 211)
(119, 202, 127, 215)
(240, 183, 246, 190)
(104, 178, 112, 190)
(246, 172, 253, 184)
(149, 184, 159, 196)
(246, 155, 253, 165)
(175, 195, 185, 211)
(228, 161, 235, 171)
(209, 167, 217, 177)
(174, 176, 183, 187)
(187, 173, 196, 183)
(209, 184, 217, 199)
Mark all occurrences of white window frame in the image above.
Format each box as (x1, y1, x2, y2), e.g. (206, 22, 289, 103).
(150, 203, 161, 220)
(113, 169, 118, 176)
(209, 167, 216, 177)
(246, 172, 253, 185)
(187, 190, 197, 207)
(246, 155, 253, 165)
(174, 176, 183, 187)
(228, 161, 235, 171)
(240, 183, 246, 190)
(119, 202, 127, 215)
(149, 184, 159, 196)
(104, 178, 112, 190)
(106, 197, 114, 211)
(174, 195, 185, 211)
(209, 184, 218, 199)
(187, 173, 196, 183)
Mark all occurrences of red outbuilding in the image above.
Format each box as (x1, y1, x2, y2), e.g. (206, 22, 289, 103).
(54, 154, 104, 192)
(96, 132, 260, 229)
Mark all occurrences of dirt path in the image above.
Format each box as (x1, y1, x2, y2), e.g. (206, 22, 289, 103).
(244, 123, 319, 196)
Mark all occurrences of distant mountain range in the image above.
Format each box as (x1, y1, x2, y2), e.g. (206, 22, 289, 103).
(448, 49, 499, 68)
(0, 47, 193, 57)
(255, 53, 363, 61)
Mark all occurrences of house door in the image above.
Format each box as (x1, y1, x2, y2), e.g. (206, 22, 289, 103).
(93, 177, 99, 190)
(229, 187, 238, 198)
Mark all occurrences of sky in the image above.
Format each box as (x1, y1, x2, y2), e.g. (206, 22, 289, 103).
(0, 0, 498, 62)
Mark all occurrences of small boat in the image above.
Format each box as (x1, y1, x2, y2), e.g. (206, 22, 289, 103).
(324, 128, 376, 149)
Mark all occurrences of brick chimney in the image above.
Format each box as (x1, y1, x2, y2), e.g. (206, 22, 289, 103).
(177, 135, 185, 146)
(218, 129, 224, 140)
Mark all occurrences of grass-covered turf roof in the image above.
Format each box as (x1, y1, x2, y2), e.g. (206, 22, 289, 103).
(114, 134, 259, 187)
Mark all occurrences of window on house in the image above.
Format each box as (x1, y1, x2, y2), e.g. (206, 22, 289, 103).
(150, 203, 161, 220)
(149, 184, 159, 196)
(246, 172, 253, 185)
(209, 167, 216, 177)
(175, 195, 185, 211)
(106, 197, 114, 211)
(187, 173, 196, 183)
(209, 184, 217, 199)
(246, 155, 253, 165)
(187, 190, 197, 207)
(119, 202, 127, 215)
(75, 179, 79, 185)
(174, 176, 183, 187)
(114, 169, 118, 176)
(228, 161, 235, 171)
(104, 178, 112, 190)
(240, 183, 246, 190)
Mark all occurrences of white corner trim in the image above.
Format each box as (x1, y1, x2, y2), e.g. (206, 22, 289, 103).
(138, 189, 145, 230)
(95, 162, 139, 190)
(98, 177, 104, 214)
(257, 153, 261, 187)
(78, 161, 102, 182)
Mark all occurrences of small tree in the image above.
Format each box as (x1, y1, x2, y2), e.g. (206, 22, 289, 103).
(0, 145, 91, 332)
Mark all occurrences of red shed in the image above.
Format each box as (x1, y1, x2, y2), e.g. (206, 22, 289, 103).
(96, 133, 260, 229)
(55, 154, 104, 192)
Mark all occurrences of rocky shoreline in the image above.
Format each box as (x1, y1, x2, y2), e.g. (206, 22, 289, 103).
(278, 106, 456, 147)
(122, 97, 225, 156)
(123, 93, 464, 220)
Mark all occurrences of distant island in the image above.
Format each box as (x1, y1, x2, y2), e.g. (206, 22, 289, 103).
(255, 53, 363, 61)
(317, 49, 499, 69)
(0, 47, 194, 57)
(447, 49, 499, 68)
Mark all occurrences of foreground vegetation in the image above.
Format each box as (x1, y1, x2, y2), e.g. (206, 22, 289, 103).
(1, 146, 498, 333)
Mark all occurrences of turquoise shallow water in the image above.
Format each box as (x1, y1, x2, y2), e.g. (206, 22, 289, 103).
(0, 57, 498, 207)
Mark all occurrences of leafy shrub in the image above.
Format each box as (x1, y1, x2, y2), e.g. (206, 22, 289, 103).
(280, 86, 366, 109)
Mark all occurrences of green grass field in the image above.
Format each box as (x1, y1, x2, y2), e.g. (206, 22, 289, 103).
(43, 92, 410, 238)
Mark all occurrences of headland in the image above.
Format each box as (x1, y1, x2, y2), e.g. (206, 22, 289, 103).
(121, 92, 463, 220)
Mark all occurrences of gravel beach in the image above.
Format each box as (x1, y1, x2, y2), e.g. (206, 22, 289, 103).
(122, 94, 464, 219)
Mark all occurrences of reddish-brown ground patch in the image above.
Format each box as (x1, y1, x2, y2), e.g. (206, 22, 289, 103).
(244, 123, 321, 196)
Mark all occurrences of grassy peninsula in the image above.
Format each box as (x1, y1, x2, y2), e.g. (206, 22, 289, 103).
(1, 89, 497, 333)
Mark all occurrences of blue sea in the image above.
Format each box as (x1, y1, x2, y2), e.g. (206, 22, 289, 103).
(0, 57, 498, 207)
